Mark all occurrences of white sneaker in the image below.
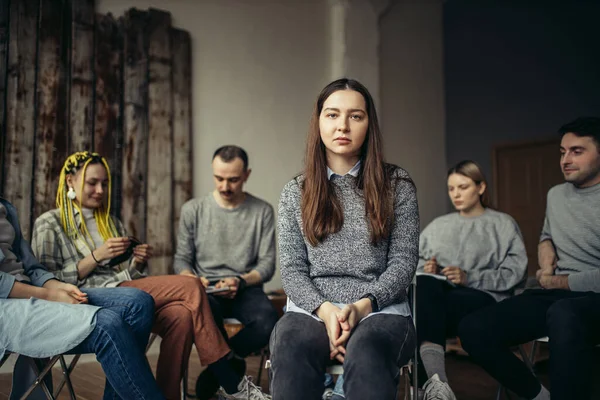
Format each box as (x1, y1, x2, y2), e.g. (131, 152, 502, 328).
(216, 375, 272, 400)
(423, 374, 456, 400)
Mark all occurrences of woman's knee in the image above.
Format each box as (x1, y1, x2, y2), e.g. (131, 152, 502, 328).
(456, 311, 490, 350)
(270, 314, 327, 357)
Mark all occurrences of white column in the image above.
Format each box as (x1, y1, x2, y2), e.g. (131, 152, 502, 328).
(327, 0, 389, 108)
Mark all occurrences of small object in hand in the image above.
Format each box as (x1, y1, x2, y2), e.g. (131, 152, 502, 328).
(107, 236, 142, 267)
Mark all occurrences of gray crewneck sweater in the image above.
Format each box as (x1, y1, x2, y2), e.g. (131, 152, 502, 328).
(417, 209, 527, 301)
(540, 182, 600, 292)
(277, 166, 420, 313)
(174, 193, 276, 281)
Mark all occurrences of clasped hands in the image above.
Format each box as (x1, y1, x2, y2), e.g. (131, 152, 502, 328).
(317, 299, 371, 363)
(43, 279, 88, 305)
(423, 257, 467, 286)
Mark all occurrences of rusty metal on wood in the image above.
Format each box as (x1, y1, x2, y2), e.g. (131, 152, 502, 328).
(171, 28, 193, 240)
(0, 0, 10, 189)
(121, 8, 148, 241)
(146, 9, 173, 275)
(4, 0, 39, 239)
(69, 0, 94, 152)
(34, 0, 68, 221)
(94, 13, 123, 219)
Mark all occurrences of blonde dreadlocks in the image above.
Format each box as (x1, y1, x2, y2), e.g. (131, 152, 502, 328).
(56, 151, 119, 250)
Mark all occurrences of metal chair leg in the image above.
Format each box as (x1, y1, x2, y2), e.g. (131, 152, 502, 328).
(257, 348, 268, 386)
(19, 356, 61, 400)
(58, 355, 79, 400)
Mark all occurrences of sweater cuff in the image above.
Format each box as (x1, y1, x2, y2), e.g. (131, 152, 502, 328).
(0, 273, 17, 299)
(567, 273, 599, 293)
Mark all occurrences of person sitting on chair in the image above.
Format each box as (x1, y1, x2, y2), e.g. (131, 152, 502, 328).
(0, 196, 164, 400)
(415, 160, 527, 400)
(459, 117, 600, 400)
(175, 145, 279, 399)
(269, 78, 419, 400)
(31, 151, 269, 400)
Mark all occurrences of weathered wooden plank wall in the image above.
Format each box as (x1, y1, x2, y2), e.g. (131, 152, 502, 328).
(0, 4, 193, 276)
(69, 0, 95, 152)
(3, 0, 39, 239)
(34, 0, 68, 220)
(121, 8, 148, 244)
(171, 28, 193, 242)
(94, 13, 123, 219)
(146, 9, 173, 274)
(0, 0, 9, 184)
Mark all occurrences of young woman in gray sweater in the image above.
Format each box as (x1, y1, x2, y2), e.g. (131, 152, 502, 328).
(415, 160, 528, 399)
(269, 78, 420, 400)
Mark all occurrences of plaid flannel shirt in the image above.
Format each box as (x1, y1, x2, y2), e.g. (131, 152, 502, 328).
(31, 209, 145, 288)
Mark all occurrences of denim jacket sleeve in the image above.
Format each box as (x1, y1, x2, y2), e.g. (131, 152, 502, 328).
(0, 245, 17, 298)
(1, 199, 56, 291)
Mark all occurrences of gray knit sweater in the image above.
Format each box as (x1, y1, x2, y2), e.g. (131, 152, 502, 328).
(277, 166, 420, 313)
(417, 209, 528, 301)
(540, 182, 600, 292)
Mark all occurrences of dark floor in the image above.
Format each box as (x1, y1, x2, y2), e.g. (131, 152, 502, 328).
(1, 345, 599, 399)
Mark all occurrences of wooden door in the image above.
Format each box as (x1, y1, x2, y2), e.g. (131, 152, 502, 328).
(493, 139, 564, 276)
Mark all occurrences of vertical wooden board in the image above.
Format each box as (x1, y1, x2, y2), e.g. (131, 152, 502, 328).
(146, 9, 172, 275)
(0, 0, 10, 188)
(34, 0, 68, 221)
(171, 28, 193, 241)
(94, 13, 123, 218)
(122, 9, 148, 241)
(3, 0, 39, 238)
(69, 0, 94, 152)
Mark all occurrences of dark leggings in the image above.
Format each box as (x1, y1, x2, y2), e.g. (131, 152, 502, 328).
(415, 275, 496, 386)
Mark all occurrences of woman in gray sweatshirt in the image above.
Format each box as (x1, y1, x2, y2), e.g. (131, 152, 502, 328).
(415, 160, 527, 399)
(269, 78, 420, 400)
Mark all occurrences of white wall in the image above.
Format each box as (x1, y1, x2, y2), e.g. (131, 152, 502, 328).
(379, 0, 447, 228)
(97, 0, 447, 290)
(97, 0, 331, 291)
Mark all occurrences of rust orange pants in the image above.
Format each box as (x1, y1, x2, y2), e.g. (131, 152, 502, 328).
(121, 275, 230, 399)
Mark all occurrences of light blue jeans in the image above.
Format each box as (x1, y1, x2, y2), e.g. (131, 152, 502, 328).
(11, 287, 163, 400)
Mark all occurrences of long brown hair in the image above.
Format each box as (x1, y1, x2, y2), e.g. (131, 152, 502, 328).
(301, 78, 397, 246)
(447, 160, 490, 207)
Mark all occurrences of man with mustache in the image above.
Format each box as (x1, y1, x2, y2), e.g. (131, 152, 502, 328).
(175, 145, 278, 399)
(459, 117, 600, 400)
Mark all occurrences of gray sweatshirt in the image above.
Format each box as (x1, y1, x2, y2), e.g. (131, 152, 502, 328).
(173, 193, 276, 282)
(540, 182, 600, 292)
(278, 166, 420, 313)
(417, 209, 527, 301)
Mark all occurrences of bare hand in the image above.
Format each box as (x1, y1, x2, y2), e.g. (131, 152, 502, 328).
(94, 237, 131, 262)
(441, 266, 467, 285)
(335, 304, 361, 349)
(317, 303, 345, 362)
(46, 288, 81, 305)
(536, 267, 553, 280)
(214, 277, 240, 299)
(43, 280, 88, 303)
(423, 257, 439, 274)
(133, 244, 153, 264)
(200, 276, 210, 288)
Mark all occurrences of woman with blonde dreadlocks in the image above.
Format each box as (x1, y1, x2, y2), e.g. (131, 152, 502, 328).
(32, 151, 270, 400)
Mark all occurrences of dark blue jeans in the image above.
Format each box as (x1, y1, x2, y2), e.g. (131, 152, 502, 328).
(459, 289, 600, 400)
(208, 286, 278, 357)
(269, 312, 415, 400)
(11, 287, 162, 400)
